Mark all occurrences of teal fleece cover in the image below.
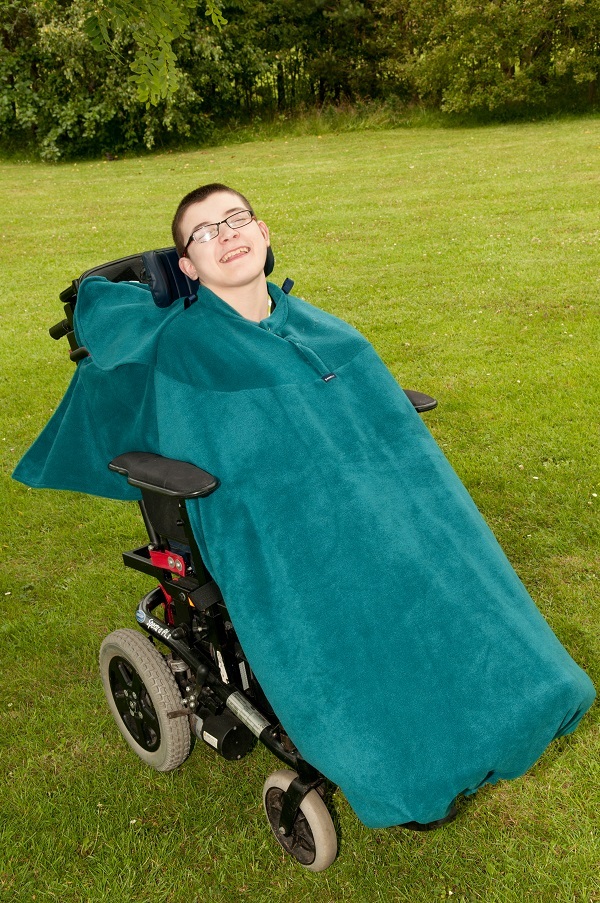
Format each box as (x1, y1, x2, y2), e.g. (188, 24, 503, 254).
(14, 277, 595, 827)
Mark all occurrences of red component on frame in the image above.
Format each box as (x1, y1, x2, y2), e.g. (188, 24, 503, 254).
(159, 584, 175, 626)
(149, 548, 187, 577)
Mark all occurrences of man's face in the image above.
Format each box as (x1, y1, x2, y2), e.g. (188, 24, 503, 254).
(178, 191, 270, 297)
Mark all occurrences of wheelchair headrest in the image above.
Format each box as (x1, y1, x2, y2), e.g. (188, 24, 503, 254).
(141, 245, 276, 309)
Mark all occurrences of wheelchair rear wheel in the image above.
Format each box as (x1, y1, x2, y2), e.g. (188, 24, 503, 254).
(263, 769, 337, 872)
(99, 628, 191, 772)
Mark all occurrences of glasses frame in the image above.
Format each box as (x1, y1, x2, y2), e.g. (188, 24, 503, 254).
(183, 209, 256, 254)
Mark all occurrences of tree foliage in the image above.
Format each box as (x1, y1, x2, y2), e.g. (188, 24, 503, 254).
(0, 0, 598, 159)
(84, 0, 226, 103)
(387, 0, 600, 113)
(0, 0, 215, 158)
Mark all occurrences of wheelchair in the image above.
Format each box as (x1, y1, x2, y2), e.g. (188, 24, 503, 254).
(50, 246, 439, 871)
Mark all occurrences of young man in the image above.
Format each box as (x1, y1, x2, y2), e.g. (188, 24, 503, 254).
(173, 183, 272, 322)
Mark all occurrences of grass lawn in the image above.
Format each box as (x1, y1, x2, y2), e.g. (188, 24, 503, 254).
(1, 116, 598, 902)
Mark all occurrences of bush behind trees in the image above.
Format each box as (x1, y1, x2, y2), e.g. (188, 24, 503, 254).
(1, 0, 598, 160)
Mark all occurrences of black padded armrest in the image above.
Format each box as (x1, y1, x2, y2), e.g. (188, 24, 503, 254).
(403, 389, 438, 413)
(109, 452, 219, 498)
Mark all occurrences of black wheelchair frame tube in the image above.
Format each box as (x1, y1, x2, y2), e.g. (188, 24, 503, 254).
(134, 589, 321, 782)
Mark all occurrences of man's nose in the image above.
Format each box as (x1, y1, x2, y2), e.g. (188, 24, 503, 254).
(219, 221, 239, 240)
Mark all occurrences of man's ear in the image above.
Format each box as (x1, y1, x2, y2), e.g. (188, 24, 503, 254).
(179, 255, 199, 280)
(257, 220, 270, 245)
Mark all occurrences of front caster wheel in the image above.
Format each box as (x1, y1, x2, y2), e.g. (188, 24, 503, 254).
(263, 769, 337, 872)
(99, 628, 191, 772)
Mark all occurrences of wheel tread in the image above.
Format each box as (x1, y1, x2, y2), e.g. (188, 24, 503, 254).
(263, 769, 337, 872)
(99, 628, 191, 771)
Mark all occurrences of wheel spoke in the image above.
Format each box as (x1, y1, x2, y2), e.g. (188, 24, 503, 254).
(129, 670, 145, 696)
(139, 688, 159, 727)
(123, 712, 143, 744)
(139, 689, 160, 749)
(265, 788, 316, 866)
(289, 813, 316, 864)
(140, 721, 159, 749)
(113, 693, 132, 719)
(111, 659, 133, 693)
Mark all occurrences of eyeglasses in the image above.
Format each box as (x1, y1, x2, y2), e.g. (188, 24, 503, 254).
(184, 209, 255, 252)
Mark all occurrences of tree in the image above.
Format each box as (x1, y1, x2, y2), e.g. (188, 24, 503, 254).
(84, 0, 227, 103)
(0, 0, 214, 158)
(379, 0, 600, 113)
(1, 0, 598, 160)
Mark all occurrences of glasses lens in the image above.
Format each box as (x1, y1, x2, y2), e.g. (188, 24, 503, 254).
(191, 225, 218, 244)
(188, 211, 253, 247)
(226, 210, 253, 228)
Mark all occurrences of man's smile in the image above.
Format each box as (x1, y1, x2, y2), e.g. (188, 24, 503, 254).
(220, 246, 250, 263)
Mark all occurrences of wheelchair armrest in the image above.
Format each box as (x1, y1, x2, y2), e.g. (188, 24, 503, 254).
(109, 452, 219, 498)
(403, 389, 438, 413)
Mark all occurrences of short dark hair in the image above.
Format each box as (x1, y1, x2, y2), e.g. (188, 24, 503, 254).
(171, 183, 254, 257)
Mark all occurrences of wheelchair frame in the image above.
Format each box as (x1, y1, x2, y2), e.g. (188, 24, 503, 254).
(107, 448, 338, 869)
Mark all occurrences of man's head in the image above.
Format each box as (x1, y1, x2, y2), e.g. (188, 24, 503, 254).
(172, 184, 271, 302)
(171, 183, 254, 258)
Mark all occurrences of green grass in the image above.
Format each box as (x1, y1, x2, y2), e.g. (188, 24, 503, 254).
(1, 116, 599, 902)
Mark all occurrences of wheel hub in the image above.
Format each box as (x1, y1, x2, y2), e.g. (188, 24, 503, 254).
(123, 688, 143, 718)
(108, 655, 161, 751)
